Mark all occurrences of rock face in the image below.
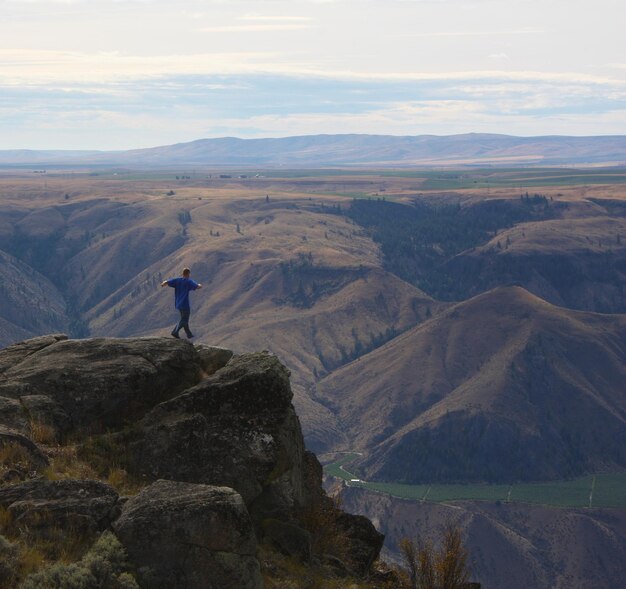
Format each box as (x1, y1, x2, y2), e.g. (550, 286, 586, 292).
(126, 352, 306, 514)
(0, 335, 384, 588)
(113, 480, 262, 589)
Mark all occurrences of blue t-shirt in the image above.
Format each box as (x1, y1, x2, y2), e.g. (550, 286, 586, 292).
(167, 277, 199, 310)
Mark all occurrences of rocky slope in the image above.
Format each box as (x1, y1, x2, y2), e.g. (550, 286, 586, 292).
(0, 335, 384, 588)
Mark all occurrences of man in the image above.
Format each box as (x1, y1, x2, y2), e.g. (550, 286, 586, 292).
(161, 267, 202, 339)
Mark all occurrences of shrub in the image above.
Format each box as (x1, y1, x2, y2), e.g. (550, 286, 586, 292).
(399, 525, 470, 589)
(0, 535, 20, 589)
(0, 530, 46, 587)
(20, 531, 138, 589)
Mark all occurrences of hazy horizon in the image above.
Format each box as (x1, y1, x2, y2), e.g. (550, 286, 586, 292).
(2, 0, 625, 150)
(3, 131, 626, 156)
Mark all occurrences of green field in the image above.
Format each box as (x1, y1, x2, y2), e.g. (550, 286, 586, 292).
(413, 169, 626, 190)
(11, 166, 626, 189)
(264, 167, 626, 188)
(325, 454, 626, 509)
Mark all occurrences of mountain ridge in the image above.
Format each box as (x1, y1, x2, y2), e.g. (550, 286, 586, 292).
(2, 133, 626, 167)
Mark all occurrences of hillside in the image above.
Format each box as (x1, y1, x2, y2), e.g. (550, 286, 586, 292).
(0, 251, 69, 341)
(317, 286, 626, 482)
(1, 169, 625, 587)
(0, 179, 441, 451)
(341, 487, 626, 589)
(443, 214, 626, 313)
(1, 133, 626, 167)
(346, 195, 626, 313)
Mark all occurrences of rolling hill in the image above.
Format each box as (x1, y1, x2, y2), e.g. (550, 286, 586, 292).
(316, 286, 626, 482)
(1, 171, 624, 477)
(346, 194, 626, 313)
(1, 133, 626, 167)
(0, 178, 441, 450)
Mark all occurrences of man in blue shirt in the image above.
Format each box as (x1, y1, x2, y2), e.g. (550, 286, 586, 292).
(161, 267, 202, 339)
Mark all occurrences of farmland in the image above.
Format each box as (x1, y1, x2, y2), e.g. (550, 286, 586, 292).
(325, 454, 626, 509)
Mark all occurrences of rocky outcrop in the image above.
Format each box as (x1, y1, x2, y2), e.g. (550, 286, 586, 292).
(126, 352, 306, 515)
(0, 336, 232, 435)
(0, 337, 202, 433)
(0, 335, 384, 588)
(195, 344, 234, 375)
(0, 398, 30, 434)
(113, 480, 262, 589)
(335, 512, 385, 576)
(0, 334, 68, 373)
(0, 479, 120, 535)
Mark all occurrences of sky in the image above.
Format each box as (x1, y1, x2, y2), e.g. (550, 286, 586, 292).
(1, 0, 625, 149)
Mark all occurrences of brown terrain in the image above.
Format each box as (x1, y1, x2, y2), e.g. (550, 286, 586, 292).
(0, 167, 625, 587)
(317, 286, 626, 482)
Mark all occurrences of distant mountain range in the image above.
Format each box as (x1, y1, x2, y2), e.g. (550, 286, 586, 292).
(2, 133, 626, 167)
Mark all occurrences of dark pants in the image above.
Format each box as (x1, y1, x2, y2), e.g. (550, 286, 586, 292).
(173, 308, 193, 338)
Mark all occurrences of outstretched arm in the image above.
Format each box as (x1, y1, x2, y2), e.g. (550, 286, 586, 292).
(197, 284, 203, 289)
(161, 280, 168, 287)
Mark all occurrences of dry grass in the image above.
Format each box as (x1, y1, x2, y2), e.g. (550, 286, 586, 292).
(0, 505, 91, 585)
(0, 435, 141, 493)
(42, 445, 99, 482)
(29, 421, 57, 446)
(77, 434, 144, 496)
(0, 433, 144, 586)
(0, 442, 38, 482)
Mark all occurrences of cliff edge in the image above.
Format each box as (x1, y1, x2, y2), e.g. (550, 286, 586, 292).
(0, 335, 384, 588)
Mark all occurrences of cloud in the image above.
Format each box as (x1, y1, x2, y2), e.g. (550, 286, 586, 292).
(238, 15, 313, 22)
(1, 48, 625, 88)
(5, 90, 626, 150)
(394, 28, 546, 38)
(200, 23, 314, 32)
(4, 68, 626, 148)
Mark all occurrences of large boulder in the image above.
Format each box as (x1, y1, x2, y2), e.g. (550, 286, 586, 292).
(0, 336, 206, 433)
(126, 352, 306, 515)
(0, 479, 120, 535)
(112, 480, 262, 589)
(335, 512, 385, 576)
